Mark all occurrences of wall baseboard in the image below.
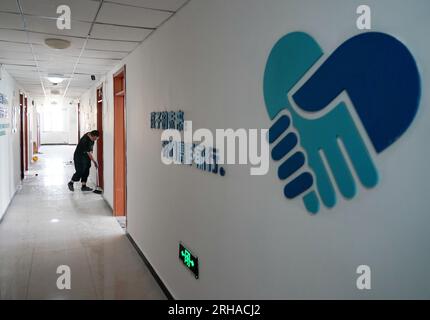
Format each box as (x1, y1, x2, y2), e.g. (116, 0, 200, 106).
(126, 233, 174, 300)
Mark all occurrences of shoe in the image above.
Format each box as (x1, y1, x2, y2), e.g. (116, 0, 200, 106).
(81, 186, 93, 192)
(68, 182, 74, 192)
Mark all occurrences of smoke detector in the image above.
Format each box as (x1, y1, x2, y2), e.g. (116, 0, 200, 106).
(44, 38, 71, 50)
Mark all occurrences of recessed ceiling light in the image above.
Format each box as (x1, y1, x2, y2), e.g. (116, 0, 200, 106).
(44, 38, 71, 50)
(47, 74, 65, 84)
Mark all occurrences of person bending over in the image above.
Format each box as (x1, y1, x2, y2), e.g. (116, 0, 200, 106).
(68, 130, 99, 192)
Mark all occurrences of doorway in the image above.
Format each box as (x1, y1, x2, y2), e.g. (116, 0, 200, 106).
(96, 85, 104, 189)
(113, 67, 126, 217)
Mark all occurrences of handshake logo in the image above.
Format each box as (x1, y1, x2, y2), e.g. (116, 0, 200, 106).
(264, 32, 421, 214)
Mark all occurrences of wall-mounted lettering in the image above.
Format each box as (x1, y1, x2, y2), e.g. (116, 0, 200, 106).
(151, 110, 184, 131)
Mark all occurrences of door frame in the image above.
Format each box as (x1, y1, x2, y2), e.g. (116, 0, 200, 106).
(36, 112, 41, 152)
(113, 66, 127, 217)
(24, 96, 28, 172)
(96, 84, 104, 189)
(77, 102, 81, 141)
(19, 93, 24, 180)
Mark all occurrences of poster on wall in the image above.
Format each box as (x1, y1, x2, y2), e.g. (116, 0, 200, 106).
(0, 93, 8, 119)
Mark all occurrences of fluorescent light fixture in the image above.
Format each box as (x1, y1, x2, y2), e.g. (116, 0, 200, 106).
(47, 75, 65, 84)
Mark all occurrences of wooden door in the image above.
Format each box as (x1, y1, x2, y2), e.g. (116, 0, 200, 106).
(113, 67, 126, 217)
(24, 97, 28, 171)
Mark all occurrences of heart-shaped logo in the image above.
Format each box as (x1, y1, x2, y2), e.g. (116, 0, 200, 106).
(264, 32, 421, 213)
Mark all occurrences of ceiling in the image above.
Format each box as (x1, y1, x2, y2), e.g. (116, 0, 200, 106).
(0, 0, 189, 103)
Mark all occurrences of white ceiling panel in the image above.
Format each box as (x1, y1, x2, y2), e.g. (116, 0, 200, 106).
(97, 2, 171, 28)
(0, 51, 34, 60)
(0, 42, 32, 53)
(0, 29, 28, 42)
(64, 81, 87, 87)
(11, 73, 40, 79)
(86, 38, 138, 51)
(67, 86, 89, 91)
(68, 88, 87, 93)
(21, 85, 43, 90)
(75, 63, 114, 73)
(78, 57, 119, 66)
(4, 65, 38, 72)
(38, 60, 76, 70)
(33, 44, 84, 57)
(105, 0, 188, 12)
(67, 88, 90, 93)
(0, 12, 23, 29)
(12, 81, 41, 89)
(82, 49, 128, 59)
(7, 70, 40, 77)
(13, 79, 42, 85)
(0, 58, 40, 65)
(68, 82, 90, 87)
(0, 0, 19, 12)
(20, 0, 100, 21)
(66, 84, 92, 90)
(35, 53, 79, 63)
(91, 23, 151, 41)
(39, 63, 76, 74)
(25, 16, 91, 38)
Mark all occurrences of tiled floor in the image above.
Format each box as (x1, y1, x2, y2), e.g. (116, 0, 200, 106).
(0, 145, 166, 300)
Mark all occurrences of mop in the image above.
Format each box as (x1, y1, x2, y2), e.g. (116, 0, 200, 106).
(93, 168, 103, 194)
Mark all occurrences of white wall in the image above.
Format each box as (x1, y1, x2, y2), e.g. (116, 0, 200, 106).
(41, 131, 69, 144)
(79, 0, 430, 299)
(68, 104, 78, 145)
(0, 68, 30, 220)
(40, 100, 78, 145)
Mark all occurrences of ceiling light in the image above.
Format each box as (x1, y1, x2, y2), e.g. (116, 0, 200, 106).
(47, 74, 65, 84)
(44, 38, 71, 50)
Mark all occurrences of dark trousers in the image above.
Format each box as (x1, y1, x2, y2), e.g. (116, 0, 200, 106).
(71, 156, 90, 183)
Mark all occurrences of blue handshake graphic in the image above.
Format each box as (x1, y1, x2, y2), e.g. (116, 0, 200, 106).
(264, 32, 421, 214)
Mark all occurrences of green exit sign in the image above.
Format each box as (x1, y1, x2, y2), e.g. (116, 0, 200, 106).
(179, 243, 199, 279)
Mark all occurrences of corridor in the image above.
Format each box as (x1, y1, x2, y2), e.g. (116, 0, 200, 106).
(0, 146, 166, 300)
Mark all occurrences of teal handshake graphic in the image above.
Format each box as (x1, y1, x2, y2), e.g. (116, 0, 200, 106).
(264, 32, 421, 214)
